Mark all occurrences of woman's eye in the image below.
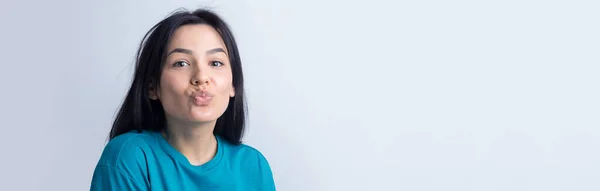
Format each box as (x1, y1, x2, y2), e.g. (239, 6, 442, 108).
(173, 61, 190, 67)
(211, 61, 224, 67)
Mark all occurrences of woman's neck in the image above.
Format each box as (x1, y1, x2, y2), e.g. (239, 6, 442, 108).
(163, 121, 218, 166)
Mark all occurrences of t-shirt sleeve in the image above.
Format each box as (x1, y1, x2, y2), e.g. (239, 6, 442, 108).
(90, 133, 150, 190)
(257, 151, 277, 191)
(90, 164, 145, 191)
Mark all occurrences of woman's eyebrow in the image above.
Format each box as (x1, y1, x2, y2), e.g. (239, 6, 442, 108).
(167, 48, 193, 56)
(167, 47, 227, 56)
(206, 48, 227, 55)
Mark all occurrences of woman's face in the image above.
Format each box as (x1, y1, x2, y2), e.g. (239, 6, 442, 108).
(150, 24, 235, 126)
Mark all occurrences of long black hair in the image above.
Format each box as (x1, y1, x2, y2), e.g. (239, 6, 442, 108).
(109, 9, 246, 145)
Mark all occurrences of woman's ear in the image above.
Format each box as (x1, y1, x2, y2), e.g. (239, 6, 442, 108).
(229, 85, 235, 97)
(149, 81, 159, 100)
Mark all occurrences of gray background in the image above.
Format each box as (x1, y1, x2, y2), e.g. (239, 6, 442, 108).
(0, 0, 598, 190)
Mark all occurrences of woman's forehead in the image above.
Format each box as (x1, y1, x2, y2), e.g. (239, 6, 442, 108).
(167, 24, 227, 53)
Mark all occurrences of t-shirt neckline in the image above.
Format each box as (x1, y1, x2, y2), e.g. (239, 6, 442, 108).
(152, 130, 223, 171)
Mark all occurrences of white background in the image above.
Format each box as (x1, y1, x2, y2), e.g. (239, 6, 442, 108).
(0, 0, 598, 190)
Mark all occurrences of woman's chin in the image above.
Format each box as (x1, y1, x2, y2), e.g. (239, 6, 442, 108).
(187, 110, 220, 123)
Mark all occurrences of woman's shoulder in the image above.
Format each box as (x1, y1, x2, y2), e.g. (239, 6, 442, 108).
(92, 131, 157, 190)
(221, 138, 263, 155)
(96, 130, 157, 167)
(220, 139, 275, 188)
(220, 138, 272, 167)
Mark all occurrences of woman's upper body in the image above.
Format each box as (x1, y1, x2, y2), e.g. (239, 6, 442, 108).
(91, 130, 275, 191)
(90, 9, 275, 190)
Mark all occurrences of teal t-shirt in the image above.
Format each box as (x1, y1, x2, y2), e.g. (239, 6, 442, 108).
(90, 130, 276, 190)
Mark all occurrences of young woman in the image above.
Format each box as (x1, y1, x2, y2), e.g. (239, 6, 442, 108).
(90, 9, 275, 190)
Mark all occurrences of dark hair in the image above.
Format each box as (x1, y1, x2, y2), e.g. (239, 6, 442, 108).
(109, 9, 246, 145)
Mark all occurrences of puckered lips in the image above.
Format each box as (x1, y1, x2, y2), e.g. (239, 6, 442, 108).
(191, 90, 213, 106)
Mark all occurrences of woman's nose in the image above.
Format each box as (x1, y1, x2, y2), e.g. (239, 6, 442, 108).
(191, 58, 214, 86)
(191, 77, 209, 86)
(191, 70, 210, 86)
